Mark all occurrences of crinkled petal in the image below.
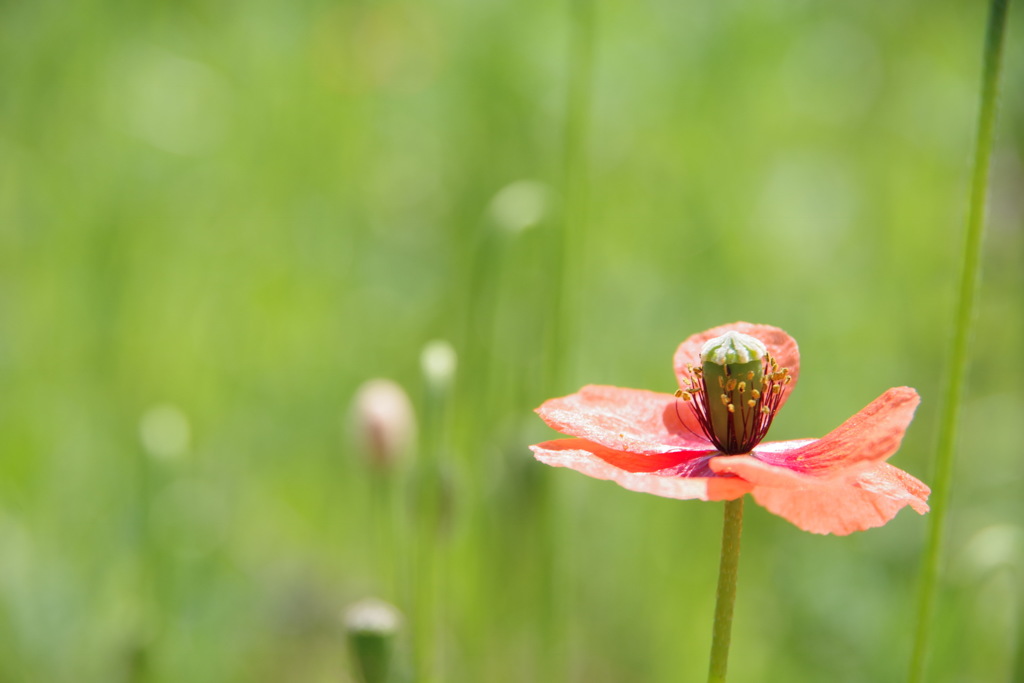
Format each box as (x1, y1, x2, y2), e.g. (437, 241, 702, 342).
(754, 387, 920, 477)
(673, 322, 800, 410)
(535, 385, 710, 454)
(531, 438, 750, 501)
(708, 455, 930, 535)
(857, 463, 931, 514)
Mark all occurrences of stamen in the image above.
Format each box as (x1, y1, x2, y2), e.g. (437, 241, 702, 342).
(676, 336, 792, 455)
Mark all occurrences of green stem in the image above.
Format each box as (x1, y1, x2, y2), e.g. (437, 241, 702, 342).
(708, 498, 744, 683)
(544, 0, 594, 391)
(537, 2, 595, 679)
(909, 1, 1011, 681)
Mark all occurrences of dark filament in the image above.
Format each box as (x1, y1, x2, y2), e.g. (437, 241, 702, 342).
(677, 356, 790, 455)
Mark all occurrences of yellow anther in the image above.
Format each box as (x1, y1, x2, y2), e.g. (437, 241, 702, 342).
(681, 392, 692, 402)
(747, 399, 756, 408)
(727, 403, 735, 413)
(738, 381, 746, 393)
(784, 375, 792, 384)
(761, 406, 770, 415)
(718, 376, 725, 388)
(726, 378, 737, 392)
(674, 389, 683, 397)
(751, 389, 760, 400)
(720, 394, 730, 406)
(746, 371, 755, 381)
(772, 385, 781, 395)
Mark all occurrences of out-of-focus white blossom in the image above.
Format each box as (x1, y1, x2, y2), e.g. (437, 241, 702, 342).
(139, 403, 191, 460)
(420, 340, 457, 392)
(488, 179, 550, 233)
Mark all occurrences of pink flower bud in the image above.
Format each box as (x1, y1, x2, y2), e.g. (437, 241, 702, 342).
(350, 379, 416, 469)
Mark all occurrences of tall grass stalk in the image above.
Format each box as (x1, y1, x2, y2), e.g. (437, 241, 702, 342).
(536, 1, 596, 678)
(413, 342, 457, 682)
(909, 0, 1012, 679)
(369, 470, 400, 601)
(545, 0, 595, 383)
(134, 443, 157, 683)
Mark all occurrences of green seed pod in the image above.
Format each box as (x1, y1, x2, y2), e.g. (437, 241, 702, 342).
(700, 332, 768, 453)
(344, 598, 401, 683)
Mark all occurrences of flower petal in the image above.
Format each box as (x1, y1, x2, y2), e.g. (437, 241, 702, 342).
(531, 438, 751, 501)
(535, 384, 710, 454)
(708, 455, 930, 534)
(673, 322, 800, 409)
(754, 387, 921, 477)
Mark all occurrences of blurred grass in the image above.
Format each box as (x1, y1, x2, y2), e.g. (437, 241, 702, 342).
(0, 0, 1022, 681)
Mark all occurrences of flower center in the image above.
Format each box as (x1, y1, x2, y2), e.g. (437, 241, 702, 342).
(675, 331, 791, 454)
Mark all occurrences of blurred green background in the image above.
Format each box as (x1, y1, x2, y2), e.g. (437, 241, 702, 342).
(1, 0, 1022, 681)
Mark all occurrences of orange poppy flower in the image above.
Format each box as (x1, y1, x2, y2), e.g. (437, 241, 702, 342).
(530, 322, 929, 535)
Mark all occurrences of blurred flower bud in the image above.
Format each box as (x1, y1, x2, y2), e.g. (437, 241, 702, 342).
(488, 179, 550, 233)
(344, 598, 402, 683)
(420, 340, 457, 392)
(956, 524, 1024, 580)
(350, 379, 416, 469)
(139, 403, 191, 461)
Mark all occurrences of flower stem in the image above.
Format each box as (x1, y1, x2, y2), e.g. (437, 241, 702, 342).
(538, 2, 595, 679)
(909, 1, 1012, 680)
(708, 497, 744, 683)
(544, 0, 594, 389)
